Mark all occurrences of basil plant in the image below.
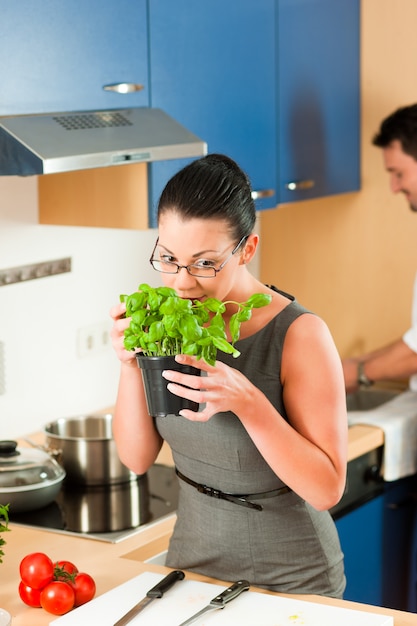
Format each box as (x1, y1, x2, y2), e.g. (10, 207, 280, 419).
(120, 283, 271, 366)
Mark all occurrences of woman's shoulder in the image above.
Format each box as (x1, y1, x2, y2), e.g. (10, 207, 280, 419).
(238, 285, 310, 341)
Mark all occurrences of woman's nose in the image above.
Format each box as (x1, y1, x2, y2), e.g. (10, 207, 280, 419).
(174, 266, 198, 290)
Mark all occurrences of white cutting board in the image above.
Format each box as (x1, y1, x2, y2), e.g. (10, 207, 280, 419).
(50, 571, 393, 626)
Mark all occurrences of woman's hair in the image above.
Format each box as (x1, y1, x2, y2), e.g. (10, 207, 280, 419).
(157, 153, 256, 241)
(373, 104, 417, 160)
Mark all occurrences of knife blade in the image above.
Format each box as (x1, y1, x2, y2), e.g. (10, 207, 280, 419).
(178, 579, 250, 626)
(113, 570, 185, 626)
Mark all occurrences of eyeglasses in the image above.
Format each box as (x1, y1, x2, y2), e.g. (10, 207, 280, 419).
(149, 235, 248, 278)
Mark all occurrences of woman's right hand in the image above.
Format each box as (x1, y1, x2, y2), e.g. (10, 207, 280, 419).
(109, 302, 136, 364)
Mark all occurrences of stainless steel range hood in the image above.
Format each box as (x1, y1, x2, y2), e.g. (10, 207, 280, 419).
(0, 108, 207, 176)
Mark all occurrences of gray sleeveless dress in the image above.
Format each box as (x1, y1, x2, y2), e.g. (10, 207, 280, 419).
(155, 295, 346, 598)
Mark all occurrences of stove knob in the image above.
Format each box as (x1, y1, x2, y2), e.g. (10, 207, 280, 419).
(364, 464, 382, 483)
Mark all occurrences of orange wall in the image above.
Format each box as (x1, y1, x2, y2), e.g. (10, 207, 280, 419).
(260, 0, 417, 358)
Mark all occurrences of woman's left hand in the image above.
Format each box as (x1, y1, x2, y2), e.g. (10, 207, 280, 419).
(162, 354, 251, 422)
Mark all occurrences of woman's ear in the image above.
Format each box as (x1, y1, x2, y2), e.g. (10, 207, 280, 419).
(241, 233, 259, 264)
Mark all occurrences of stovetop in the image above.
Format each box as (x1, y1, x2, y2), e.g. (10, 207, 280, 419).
(13, 464, 179, 543)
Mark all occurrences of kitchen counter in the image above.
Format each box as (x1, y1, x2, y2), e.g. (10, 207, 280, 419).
(2, 522, 417, 625)
(348, 423, 384, 461)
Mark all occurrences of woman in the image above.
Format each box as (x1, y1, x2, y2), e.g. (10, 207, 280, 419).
(110, 154, 347, 597)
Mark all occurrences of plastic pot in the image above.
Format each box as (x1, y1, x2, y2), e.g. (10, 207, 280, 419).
(0, 440, 66, 513)
(136, 354, 201, 417)
(44, 413, 137, 486)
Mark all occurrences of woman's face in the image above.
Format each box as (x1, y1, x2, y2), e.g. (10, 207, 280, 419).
(154, 212, 246, 302)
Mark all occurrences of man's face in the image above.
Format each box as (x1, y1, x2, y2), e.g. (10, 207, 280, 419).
(383, 139, 417, 212)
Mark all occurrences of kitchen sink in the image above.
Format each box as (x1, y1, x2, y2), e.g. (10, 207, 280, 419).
(346, 387, 402, 412)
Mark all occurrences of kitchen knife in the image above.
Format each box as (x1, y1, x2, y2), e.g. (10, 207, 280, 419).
(113, 569, 185, 626)
(178, 579, 250, 626)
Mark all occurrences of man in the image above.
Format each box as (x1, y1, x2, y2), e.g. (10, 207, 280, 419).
(343, 104, 417, 393)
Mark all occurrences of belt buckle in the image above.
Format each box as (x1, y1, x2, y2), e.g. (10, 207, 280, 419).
(197, 484, 221, 499)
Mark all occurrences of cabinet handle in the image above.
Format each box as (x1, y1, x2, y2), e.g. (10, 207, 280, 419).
(251, 189, 275, 200)
(285, 180, 315, 191)
(103, 83, 144, 94)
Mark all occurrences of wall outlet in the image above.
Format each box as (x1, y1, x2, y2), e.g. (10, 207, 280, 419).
(77, 322, 112, 358)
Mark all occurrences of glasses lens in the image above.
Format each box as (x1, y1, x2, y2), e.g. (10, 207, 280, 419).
(187, 265, 217, 278)
(151, 259, 179, 274)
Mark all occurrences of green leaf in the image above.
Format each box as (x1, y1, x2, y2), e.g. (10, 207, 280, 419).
(148, 321, 165, 343)
(212, 336, 240, 356)
(0, 503, 10, 564)
(131, 309, 147, 325)
(147, 289, 161, 311)
(201, 344, 216, 366)
(236, 308, 252, 322)
(126, 291, 147, 314)
(179, 315, 203, 341)
(201, 298, 225, 314)
(245, 293, 272, 308)
(209, 311, 226, 331)
(157, 286, 177, 298)
(229, 313, 241, 343)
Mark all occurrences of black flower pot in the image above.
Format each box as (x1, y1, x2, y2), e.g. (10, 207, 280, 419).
(136, 354, 201, 418)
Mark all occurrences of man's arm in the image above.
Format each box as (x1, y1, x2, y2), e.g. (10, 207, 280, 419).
(342, 338, 417, 392)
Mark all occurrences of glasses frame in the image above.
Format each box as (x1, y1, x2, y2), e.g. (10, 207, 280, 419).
(149, 235, 248, 278)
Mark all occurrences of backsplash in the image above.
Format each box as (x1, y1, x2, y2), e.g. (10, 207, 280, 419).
(0, 176, 158, 439)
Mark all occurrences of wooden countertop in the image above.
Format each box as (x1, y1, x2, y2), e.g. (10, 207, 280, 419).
(348, 423, 384, 461)
(0, 421, 397, 623)
(2, 522, 417, 625)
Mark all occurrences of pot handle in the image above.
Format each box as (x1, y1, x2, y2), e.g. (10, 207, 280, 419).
(22, 437, 63, 465)
(0, 440, 20, 457)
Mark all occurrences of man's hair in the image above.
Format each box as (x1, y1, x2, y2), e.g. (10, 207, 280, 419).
(373, 104, 417, 160)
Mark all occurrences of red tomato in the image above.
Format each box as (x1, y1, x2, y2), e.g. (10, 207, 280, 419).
(54, 560, 79, 582)
(18, 580, 42, 608)
(19, 552, 54, 590)
(40, 581, 75, 615)
(72, 572, 96, 607)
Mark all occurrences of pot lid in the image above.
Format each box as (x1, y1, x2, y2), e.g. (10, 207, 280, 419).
(0, 440, 65, 489)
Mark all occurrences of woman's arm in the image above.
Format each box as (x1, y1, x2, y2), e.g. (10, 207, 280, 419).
(163, 313, 347, 511)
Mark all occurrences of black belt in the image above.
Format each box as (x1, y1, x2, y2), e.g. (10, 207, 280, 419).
(175, 467, 291, 512)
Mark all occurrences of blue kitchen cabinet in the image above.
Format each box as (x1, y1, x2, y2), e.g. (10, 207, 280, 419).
(148, 0, 360, 226)
(277, 0, 360, 203)
(382, 476, 417, 612)
(0, 0, 149, 115)
(148, 0, 277, 224)
(335, 495, 385, 607)
(335, 475, 417, 611)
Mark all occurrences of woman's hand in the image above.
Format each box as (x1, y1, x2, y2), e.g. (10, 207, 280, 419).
(162, 354, 254, 422)
(109, 302, 137, 365)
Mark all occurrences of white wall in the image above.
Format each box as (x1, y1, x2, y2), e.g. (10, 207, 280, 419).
(0, 176, 158, 439)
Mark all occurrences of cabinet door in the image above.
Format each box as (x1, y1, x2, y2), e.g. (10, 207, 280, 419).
(382, 476, 417, 612)
(277, 0, 360, 203)
(0, 0, 149, 115)
(148, 0, 277, 226)
(335, 496, 384, 606)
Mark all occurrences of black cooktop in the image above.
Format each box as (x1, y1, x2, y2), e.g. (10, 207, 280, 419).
(13, 464, 179, 543)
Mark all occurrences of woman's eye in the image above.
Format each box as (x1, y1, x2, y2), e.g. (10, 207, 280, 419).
(195, 258, 217, 268)
(160, 254, 176, 263)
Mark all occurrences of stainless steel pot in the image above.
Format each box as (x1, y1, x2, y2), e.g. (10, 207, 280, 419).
(56, 474, 151, 533)
(44, 414, 137, 486)
(0, 440, 66, 513)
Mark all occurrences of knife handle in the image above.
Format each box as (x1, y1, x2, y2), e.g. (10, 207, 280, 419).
(210, 580, 250, 607)
(147, 570, 185, 598)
